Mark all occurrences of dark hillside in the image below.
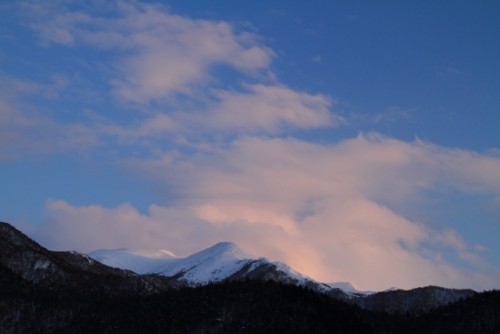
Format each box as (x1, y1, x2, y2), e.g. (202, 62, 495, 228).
(1, 221, 499, 333)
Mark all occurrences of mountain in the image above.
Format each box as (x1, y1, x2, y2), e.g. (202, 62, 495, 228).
(88, 241, 476, 313)
(1, 221, 499, 333)
(3, 220, 473, 313)
(157, 241, 254, 283)
(90, 241, 331, 292)
(0, 222, 169, 295)
(351, 285, 476, 314)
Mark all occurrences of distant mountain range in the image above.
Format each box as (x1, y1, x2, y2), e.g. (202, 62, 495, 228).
(88, 240, 475, 313)
(1, 221, 498, 333)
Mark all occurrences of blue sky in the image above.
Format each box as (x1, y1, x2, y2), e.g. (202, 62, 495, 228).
(1, 0, 499, 291)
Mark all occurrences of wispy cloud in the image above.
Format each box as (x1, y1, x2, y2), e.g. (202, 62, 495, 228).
(202, 84, 337, 133)
(446, 67, 463, 75)
(7, 0, 338, 150)
(30, 0, 274, 102)
(311, 55, 322, 63)
(0, 76, 98, 159)
(348, 106, 413, 125)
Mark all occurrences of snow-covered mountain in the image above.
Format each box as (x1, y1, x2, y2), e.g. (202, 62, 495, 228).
(0, 221, 478, 315)
(155, 242, 255, 284)
(87, 241, 477, 313)
(0, 221, 494, 333)
(89, 241, 331, 292)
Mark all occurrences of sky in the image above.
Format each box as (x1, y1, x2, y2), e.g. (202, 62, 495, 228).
(1, 0, 500, 291)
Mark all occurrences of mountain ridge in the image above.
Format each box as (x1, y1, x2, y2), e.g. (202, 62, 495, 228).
(2, 221, 498, 333)
(90, 241, 332, 293)
(0, 222, 478, 314)
(87, 238, 477, 313)
(0, 222, 170, 294)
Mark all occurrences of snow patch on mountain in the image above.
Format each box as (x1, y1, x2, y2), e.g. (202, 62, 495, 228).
(88, 241, 352, 294)
(329, 282, 375, 296)
(33, 259, 51, 270)
(88, 248, 177, 274)
(157, 242, 256, 284)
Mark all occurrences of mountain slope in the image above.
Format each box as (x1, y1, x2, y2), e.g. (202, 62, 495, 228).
(0, 222, 169, 294)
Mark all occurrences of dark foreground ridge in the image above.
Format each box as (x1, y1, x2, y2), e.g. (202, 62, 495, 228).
(1, 221, 499, 333)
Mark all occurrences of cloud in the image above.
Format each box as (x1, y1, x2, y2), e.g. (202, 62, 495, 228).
(138, 134, 500, 208)
(9, 1, 337, 147)
(35, 134, 500, 291)
(199, 84, 338, 133)
(30, 0, 274, 102)
(348, 106, 413, 125)
(433, 229, 487, 268)
(0, 105, 98, 159)
(446, 67, 463, 75)
(311, 55, 322, 63)
(97, 113, 178, 143)
(0, 76, 98, 159)
(96, 83, 337, 139)
(10, 2, 500, 291)
(39, 199, 306, 272)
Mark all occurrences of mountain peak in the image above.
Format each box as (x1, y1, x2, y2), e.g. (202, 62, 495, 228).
(0, 222, 45, 252)
(185, 241, 253, 263)
(155, 241, 254, 284)
(0, 221, 24, 237)
(212, 241, 238, 249)
(204, 241, 248, 255)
